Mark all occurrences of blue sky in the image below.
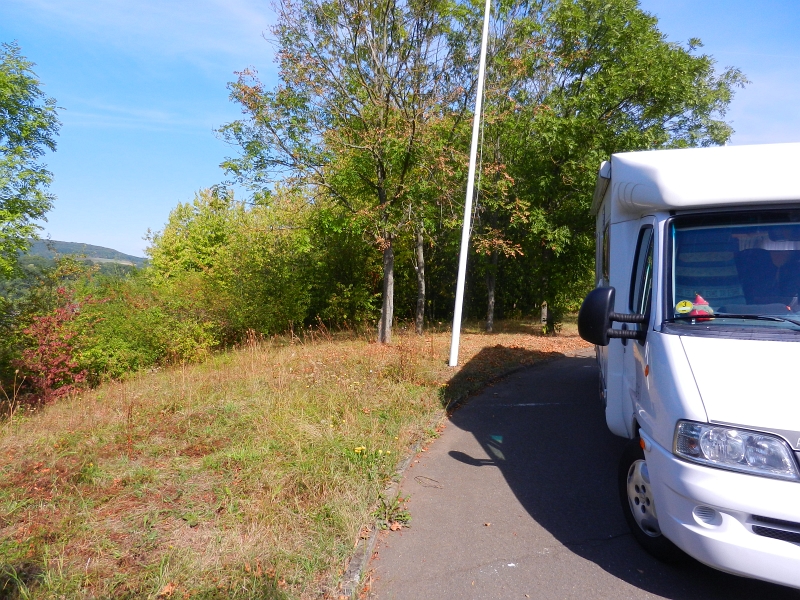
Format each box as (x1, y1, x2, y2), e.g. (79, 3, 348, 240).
(1, 0, 799, 257)
(639, 0, 800, 145)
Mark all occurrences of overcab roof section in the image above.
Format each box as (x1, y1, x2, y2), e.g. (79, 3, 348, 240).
(592, 142, 800, 220)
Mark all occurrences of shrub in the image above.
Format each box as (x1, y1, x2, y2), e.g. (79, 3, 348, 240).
(208, 197, 313, 335)
(147, 189, 379, 341)
(15, 287, 86, 402)
(74, 273, 223, 381)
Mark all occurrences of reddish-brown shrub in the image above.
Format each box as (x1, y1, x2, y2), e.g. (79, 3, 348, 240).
(15, 287, 87, 403)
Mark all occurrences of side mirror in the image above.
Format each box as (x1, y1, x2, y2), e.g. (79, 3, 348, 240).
(578, 286, 648, 346)
(578, 287, 615, 346)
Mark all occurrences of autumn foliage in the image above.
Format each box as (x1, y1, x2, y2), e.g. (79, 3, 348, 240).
(15, 287, 86, 402)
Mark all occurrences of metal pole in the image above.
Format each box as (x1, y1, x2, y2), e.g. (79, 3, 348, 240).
(449, 0, 492, 367)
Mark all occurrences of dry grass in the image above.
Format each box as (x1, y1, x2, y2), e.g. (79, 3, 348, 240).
(0, 321, 588, 599)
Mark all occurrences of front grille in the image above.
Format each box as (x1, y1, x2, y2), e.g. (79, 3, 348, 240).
(753, 526, 800, 544)
(752, 515, 800, 530)
(752, 515, 800, 544)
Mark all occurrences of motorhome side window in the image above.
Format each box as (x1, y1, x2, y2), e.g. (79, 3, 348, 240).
(630, 226, 654, 315)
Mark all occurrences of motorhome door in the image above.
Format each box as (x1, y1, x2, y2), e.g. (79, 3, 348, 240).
(622, 218, 655, 437)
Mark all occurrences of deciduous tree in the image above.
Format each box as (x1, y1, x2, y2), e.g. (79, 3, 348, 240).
(219, 0, 476, 343)
(480, 0, 746, 329)
(0, 42, 60, 279)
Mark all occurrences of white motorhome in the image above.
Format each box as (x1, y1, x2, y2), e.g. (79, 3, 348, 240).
(578, 142, 800, 588)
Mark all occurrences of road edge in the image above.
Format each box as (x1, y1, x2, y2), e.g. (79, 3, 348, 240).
(336, 346, 594, 598)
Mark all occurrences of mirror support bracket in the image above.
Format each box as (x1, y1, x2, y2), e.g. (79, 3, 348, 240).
(578, 287, 648, 346)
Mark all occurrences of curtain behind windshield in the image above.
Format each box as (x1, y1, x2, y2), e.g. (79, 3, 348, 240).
(672, 216, 800, 319)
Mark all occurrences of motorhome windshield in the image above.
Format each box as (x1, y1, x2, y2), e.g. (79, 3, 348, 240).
(669, 212, 800, 328)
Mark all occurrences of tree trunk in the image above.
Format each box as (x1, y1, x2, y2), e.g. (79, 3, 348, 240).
(378, 234, 394, 344)
(414, 228, 425, 335)
(485, 249, 498, 333)
(541, 246, 554, 334)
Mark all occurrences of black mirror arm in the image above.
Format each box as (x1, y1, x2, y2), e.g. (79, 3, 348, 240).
(609, 312, 647, 324)
(607, 327, 646, 340)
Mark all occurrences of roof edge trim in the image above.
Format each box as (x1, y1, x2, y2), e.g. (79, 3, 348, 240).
(591, 160, 611, 216)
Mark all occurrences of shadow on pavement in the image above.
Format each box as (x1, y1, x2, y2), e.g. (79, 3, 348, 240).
(446, 354, 798, 599)
(439, 345, 566, 411)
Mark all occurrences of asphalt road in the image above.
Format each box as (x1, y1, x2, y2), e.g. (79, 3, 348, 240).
(368, 351, 800, 599)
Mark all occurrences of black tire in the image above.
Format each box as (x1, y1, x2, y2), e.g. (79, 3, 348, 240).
(618, 437, 685, 562)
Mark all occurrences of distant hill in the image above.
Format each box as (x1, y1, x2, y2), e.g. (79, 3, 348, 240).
(27, 240, 147, 267)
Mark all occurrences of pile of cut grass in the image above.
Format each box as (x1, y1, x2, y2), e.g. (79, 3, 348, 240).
(0, 322, 588, 599)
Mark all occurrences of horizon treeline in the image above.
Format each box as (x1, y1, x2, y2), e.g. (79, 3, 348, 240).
(0, 0, 745, 402)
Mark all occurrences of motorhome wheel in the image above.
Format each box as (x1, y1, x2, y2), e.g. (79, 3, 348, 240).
(618, 438, 684, 562)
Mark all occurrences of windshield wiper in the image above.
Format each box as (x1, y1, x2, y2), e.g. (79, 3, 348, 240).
(666, 313, 800, 327)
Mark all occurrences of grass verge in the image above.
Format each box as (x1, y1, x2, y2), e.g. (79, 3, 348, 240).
(0, 321, 588, 599)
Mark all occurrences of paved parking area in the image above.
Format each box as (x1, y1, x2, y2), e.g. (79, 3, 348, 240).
(368, 353, 799, 599)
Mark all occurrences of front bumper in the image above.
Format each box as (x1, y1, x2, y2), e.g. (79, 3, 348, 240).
(642, 430, 800, 589)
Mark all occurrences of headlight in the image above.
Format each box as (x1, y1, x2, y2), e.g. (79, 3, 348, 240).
(674, 421, 800, 481)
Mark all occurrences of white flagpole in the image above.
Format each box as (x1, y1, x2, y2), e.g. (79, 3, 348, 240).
(449, 0, 492, 367)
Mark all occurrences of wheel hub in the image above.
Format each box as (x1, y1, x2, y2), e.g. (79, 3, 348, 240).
(626, 459, 662, 537)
